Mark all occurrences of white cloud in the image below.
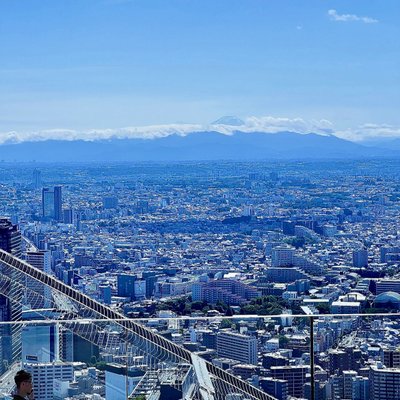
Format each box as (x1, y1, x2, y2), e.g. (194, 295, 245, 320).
(0, 117, 336, 145)
(0, 124, 204, 145)
(3, 118, 400, 145)
(328, 9, 378, 24)
(335, 124, 400, 142)
(238, 116, 334, 136)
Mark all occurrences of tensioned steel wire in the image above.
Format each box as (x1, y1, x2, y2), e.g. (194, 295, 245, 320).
(0, 258, 24, 364)
(0, 264, 173, 371)
(0, 249, 276, 400)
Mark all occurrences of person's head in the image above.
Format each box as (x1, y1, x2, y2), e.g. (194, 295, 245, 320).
(14, 370, 32, 395)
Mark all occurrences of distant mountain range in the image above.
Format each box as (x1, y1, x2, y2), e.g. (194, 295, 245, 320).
(361, 137, 400, 151)
(0, 130, 396, 162)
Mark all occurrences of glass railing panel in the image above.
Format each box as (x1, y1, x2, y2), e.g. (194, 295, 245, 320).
(309, 312, 400, 400)
(1, 314, 399, 400)
(0, 316, 308, 400)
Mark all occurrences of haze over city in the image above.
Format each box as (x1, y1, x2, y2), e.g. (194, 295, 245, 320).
(0, 1, 399, 145)
(1, 2, 400, 400)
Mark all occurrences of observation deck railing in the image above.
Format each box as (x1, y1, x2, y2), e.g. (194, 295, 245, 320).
(1, 312, 400, 400)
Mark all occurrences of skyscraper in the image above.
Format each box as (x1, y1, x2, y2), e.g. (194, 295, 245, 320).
(54, 186, 62, 222)
(42, 188, 55, 219)
(32, 168, 42, 189)
(25, 250, 52, 308)
(117, 274, 136, 301)
(42, 186, 63, 221)
(0, 218, 22, 374)
(0, 217, 22, 258)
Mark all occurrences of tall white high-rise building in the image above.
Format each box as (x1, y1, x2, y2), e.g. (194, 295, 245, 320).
(217, 331, 258, 365)
(25, 362, 74, 400)
(271, 246, 295, 267)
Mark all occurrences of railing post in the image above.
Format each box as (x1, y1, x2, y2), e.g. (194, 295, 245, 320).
(310, 315, 315, 400)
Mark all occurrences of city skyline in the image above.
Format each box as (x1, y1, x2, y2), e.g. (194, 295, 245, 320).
(2, 159, 400, 399)
(1, 2, 400, 396)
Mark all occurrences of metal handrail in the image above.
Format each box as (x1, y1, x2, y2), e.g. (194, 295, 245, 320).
(0, 311, 398, 325)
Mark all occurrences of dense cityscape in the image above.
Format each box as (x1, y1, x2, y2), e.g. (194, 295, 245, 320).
(0, 0, 398, 398)
(1, 160, 400, 399)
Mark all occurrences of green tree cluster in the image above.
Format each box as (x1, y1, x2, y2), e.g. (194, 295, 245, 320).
(241, 296, 285, 315)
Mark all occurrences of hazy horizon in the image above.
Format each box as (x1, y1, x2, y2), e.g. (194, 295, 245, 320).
(0, 1, 399, 146)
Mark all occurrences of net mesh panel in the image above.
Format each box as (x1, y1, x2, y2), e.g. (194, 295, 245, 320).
(0, 249, 276, 400)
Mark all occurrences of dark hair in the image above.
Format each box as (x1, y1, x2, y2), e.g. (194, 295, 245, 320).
(14, 370, 32, 388)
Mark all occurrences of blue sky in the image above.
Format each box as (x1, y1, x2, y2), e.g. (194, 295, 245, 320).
(0, 0, 399, 142)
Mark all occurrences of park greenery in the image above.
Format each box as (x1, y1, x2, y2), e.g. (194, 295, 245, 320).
(155, 295, 287, 316)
